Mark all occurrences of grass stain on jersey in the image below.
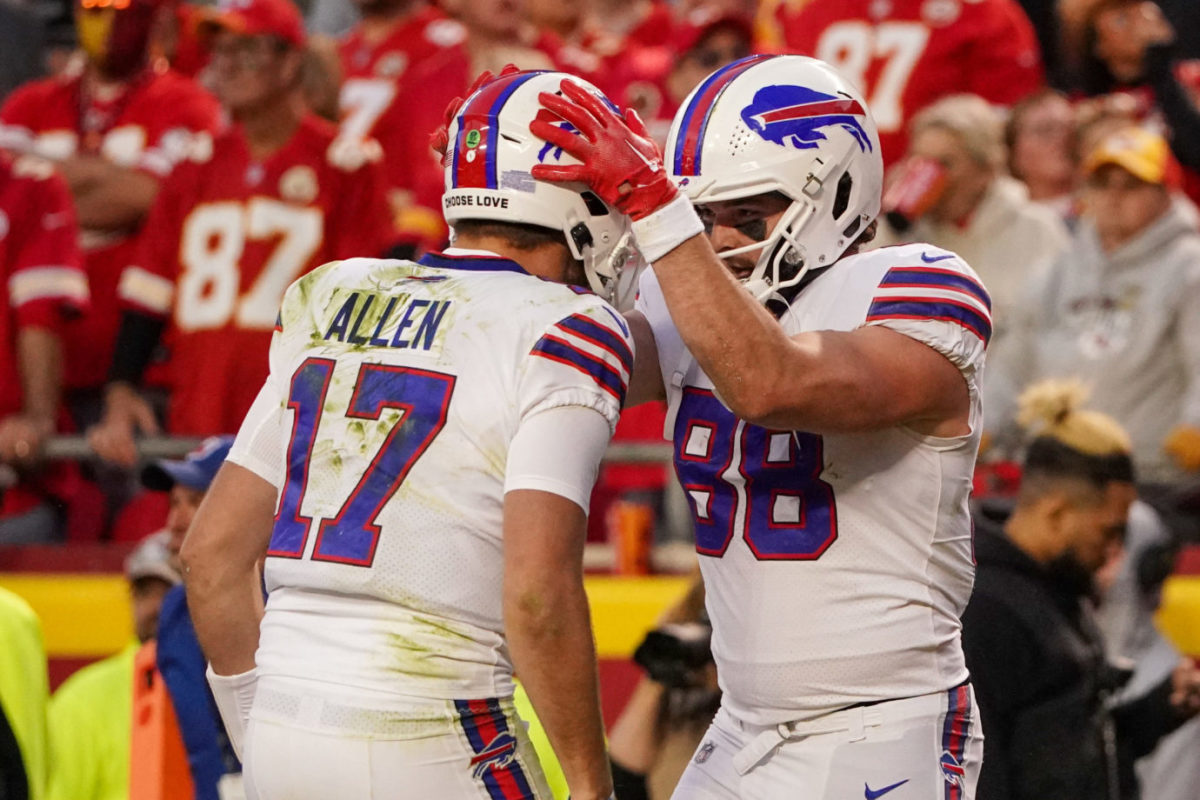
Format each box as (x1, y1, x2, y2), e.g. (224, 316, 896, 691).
(413, 614, 478, 643)
(384, 631, 458, 680)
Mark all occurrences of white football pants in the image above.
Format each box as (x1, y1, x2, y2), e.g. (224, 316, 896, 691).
(671, 684, 983, 800)
(241, 688, 552, 800)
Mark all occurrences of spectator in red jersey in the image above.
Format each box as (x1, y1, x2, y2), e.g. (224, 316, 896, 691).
(87, 0, 392, 466)
(0, 152, 89, 543)
(158, 1, 216, 79)
(337, 0, 466, 252)
(338, 0, 464, 142)
(528, 0, 675, 54)
(526, 0, 616, 87)
(777, 0, 1044, 164)
(378, 0, 562, 254)
(0, 0, 220, 421)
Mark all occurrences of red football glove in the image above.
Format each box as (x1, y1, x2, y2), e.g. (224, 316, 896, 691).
(530, 79, 678, 221)
(429, 64, 522, 163)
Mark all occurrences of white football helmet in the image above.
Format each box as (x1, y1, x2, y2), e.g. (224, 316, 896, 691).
(666, 54, 883, 303)
(443, 70, 637, 304)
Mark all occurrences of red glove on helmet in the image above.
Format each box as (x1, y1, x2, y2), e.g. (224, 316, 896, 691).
(530, 79, 678, 221)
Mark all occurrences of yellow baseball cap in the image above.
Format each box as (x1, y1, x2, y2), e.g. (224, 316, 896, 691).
(1084, 126, 1180, 187)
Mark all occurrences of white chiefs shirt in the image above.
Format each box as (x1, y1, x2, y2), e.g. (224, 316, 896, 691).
(636, 243, 989, 726)
(229, 249, 632, 721)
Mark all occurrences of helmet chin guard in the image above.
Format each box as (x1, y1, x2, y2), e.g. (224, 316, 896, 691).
(667, 55, 883, 305)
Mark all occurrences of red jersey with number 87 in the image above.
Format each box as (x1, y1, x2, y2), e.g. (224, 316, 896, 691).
(118, 114, 391, 435)
(778, 0, 1043, 163)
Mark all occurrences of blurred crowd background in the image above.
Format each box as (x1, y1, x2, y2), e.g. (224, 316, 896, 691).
(2, 1, 1200, 799)
(4, 0, 1200, 548)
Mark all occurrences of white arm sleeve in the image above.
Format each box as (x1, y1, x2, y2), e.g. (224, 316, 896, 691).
(226, 378, 286, 489)
(504, 404, 613, 514)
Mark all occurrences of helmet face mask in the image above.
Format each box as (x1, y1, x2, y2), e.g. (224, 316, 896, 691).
(443, 71, 640, 306)
(667, 55, 883, 305)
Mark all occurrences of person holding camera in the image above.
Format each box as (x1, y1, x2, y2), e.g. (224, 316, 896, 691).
(609, 573, 718, 800)
(961, 379, 1200, 800)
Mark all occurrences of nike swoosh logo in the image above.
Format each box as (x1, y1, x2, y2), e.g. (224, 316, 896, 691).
(627, 140, 661, 173)
(865, 779, 909, 799)
(920, 252, 954, 263)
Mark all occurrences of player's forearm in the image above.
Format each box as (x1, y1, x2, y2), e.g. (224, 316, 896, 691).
(61, 156, 158, 230)
(652, 239, 945, 431)
(651, 235, 807, 421)
(17, 326, 62, 425)
(181, 465, 274, 675)
(505, 576, 612, 800)
(184, 554, 263, 675)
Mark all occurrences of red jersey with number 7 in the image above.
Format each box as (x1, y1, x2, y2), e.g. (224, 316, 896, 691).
(118, 114, 392, 435)
(778, 0, 1043, 163)
(337, 5, 466, 142)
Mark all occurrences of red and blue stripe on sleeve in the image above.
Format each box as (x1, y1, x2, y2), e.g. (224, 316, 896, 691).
(866, 266, 992, 347)
(530, 312, 633, 405)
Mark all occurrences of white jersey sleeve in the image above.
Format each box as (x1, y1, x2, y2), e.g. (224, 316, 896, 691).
(860, 248, 991, 380)
(504, 404, 612, 512)
(227, 321, 288, 489)
(515, 302, 634, 431)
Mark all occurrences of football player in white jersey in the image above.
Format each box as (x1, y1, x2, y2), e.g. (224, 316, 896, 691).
(179, 70, 638, 800)
(531, 56, 988, 798)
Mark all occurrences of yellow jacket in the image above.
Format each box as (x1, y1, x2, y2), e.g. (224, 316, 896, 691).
(0, 586, 49, 800)
(46, 642, 137, 800)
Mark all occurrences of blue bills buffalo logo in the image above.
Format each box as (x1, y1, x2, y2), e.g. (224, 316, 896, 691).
(535, 91, 621, 163)
(469, 732, 519, 779)
(534, 107, 577, 163)
(456, 698, 540, 798)
(740, 85, 873, 154)
(940, 750, 965, 786)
